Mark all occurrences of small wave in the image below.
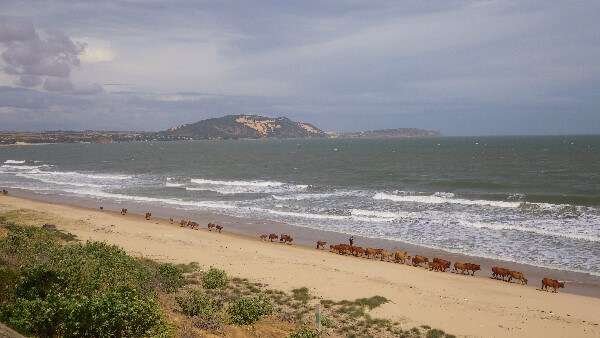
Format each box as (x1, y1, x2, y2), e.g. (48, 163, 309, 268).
(271, 192, 353, 200)
(0, 164, 49, 171)
(166, 182, 184, 188)
(62, 189, 235, 210)
(3, 160, 26, 164)
(190, 177, 308, 195)
(373, 192, 521, 208)
(467, 221, 600, 243)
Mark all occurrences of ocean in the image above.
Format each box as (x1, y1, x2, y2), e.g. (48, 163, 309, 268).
(1, 136, 599, 275)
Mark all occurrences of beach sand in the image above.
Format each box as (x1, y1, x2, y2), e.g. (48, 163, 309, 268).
(1, 194, 599, 337)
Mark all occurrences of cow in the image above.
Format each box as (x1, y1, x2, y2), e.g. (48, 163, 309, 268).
(380, 250, 392, 261)
(145, 212, 152, 220)
(120, 208, 128, 215)
(428, 261, 445, 272)
(268, 233, 278, 242)
(207, 223, 216, 231)
(393, 251, 410, 264)
(1, 189, 8, 195)
(465, 263, 481, 276)
(491, 266, 512, 281)
(215, 224, 223, 233)
(99, 206, 104, 210)
(412, 255, 429, 267)
(433, 258, 451, 272)
(372, 248, 386, 260)
(259, 234, 269, 241)
(541, 278, 565, 292)
(169, 217, 174, 224)
(330, 244, 351, 255)
(351, 246, 365, 257)
(364, 248, 377, 259)
(508, 270, 528, 285)
(179, 219, 188, 227)
(453, 262, 469, 274)
(188, 221, 199, 229)
(316, 240, 327, 249)
(280, 234, 293, 245)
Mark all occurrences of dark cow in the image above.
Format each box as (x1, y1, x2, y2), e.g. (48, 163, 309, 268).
(120, 208, 128, 215)
(259, 234, 269, 241)
(145, 212, 152, 220)
(207, 223, 216, 231)
(316, 240, 327, 249)
(215, 224, 223, 233)
(541, 278, 565, 292)
(280, 234, 293, 244)
(393, 251, 410, 264)
(491, 266, 512, 281)
(2, 189, 8, 195)
(412, 255, 429, 267)
(433, 258, 451, 272)
(268, 233, 278, 242)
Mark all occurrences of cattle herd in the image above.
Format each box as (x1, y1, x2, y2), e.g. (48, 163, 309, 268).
(110, 205, 565, 293)
(322, 241, 565, 293)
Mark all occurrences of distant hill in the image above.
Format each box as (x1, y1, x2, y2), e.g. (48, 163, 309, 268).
(158, 115, 326, 140)
(157, 115, 326, 140)
(338, 128, 441, 138)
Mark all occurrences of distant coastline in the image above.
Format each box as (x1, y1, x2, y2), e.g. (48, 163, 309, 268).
(0, 114, 439, 144)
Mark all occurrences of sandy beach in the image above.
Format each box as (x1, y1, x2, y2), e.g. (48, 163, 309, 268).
(1, 194, 599, 337)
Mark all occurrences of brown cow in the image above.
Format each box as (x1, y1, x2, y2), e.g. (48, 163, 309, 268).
(316, 240, 327, 249)
(42, 223, 57, 229)
(268, 233, 278, 242)
(508, 270, 528, 285)
(145, 212, 152, 220)
(280, 234, 293, 244)
(120, 208, 128, 215)
(433, 258, 451, 272)
(330, 244, 351, 255)
(351, 246, 365, 257)
(215, 224, 223, 233)
(412, 255, 429, 267)
(364, 248, 377, 259)
(179, 219, 188, 227)
(541, 278, 565, 292)
(207, 223, 216, 231)
(428, 261, 445, 272)
(169, 217, 174, 224)
(453, 262, 469, 274)
(99, 206, 104, 210)
(188, 221, 199, 229)
(394, 251, 410, 264)
(491, 266, 512, 281)
(259, 234, 268, 241)
(465, 263, 481, 276)
(1, 189, 8, 195)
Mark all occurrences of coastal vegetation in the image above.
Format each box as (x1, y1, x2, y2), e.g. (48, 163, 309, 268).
(0, 210, 454, 337)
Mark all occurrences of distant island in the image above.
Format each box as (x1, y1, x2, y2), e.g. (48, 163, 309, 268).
(0, 114, 440, 144)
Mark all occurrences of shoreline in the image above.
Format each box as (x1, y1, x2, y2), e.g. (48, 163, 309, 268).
(5, 188, 600, 299)
(1, 193, 600, 337)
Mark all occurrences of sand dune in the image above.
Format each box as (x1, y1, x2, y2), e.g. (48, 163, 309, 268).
(1, 195, 599, 337)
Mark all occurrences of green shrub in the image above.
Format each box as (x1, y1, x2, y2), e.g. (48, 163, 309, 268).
(157, 263, 184, 292)
(290, 327, 319, 338)
(227, 295, 273, 325)
(426, 328, 446, 338)
(291, 287, 310, 303)
(202, 267, 228, 289)
(176, 289, 220, 317)
(0, 223, 167, 337)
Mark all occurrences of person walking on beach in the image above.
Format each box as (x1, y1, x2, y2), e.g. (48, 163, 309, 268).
(349, 236, 354, 247)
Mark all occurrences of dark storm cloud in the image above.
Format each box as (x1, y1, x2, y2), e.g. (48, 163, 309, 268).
(0, 15, 96, 94)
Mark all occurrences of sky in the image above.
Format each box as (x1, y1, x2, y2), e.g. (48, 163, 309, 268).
(0, 0, 599, 135)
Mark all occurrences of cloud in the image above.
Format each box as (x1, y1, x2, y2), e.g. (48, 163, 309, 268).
(0, 15, 99, 94)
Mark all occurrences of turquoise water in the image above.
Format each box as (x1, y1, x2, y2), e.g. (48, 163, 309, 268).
(1, 136, 599, 275)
